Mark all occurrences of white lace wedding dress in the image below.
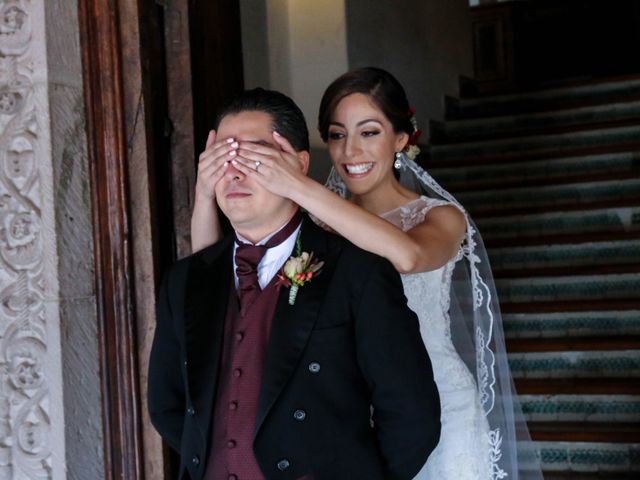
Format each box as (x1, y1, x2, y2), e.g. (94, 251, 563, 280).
(381, 196, 492, 480)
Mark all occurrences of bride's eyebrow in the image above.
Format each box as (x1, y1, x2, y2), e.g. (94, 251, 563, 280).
(357, 119, 383, 127)
(329, 119, 383, 128)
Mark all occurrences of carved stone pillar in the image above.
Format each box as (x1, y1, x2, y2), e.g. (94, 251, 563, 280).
(0, 0, 104, 478)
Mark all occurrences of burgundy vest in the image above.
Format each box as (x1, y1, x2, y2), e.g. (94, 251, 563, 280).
(205, 278, 281, 480)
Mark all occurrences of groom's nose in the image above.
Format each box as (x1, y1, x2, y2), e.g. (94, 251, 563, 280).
(225, 162, 245, 181)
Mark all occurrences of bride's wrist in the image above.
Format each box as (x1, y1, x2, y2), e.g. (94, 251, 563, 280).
(193, 188, 216, 206)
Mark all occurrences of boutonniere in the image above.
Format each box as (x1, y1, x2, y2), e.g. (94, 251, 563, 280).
(277, 231, 324, 305)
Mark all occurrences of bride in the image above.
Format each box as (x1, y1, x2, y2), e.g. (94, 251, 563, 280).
(190, 67, 541, 479)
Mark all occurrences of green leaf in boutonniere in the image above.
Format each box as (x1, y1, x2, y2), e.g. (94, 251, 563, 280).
(277, 250, 324, 305)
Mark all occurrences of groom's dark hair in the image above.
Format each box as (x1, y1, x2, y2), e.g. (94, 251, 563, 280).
(214, 88, 310, 152)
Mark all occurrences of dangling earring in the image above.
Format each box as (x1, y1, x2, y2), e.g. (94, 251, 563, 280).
(394, 152, 403, 170)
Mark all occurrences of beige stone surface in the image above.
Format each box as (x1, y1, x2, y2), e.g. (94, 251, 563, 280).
(0, 0, 104, 478)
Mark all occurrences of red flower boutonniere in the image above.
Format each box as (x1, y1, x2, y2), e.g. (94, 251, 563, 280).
(277, 231, 323, 305)
(278, 251, 324, 305)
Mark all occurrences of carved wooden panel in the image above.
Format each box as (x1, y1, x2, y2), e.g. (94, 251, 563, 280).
(77, 0, 144, 478)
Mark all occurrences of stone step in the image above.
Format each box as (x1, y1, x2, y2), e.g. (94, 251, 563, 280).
(434, 100, 640, 143)
(429, 150, 640, 192)
(488, 240, 640, 272)
(543, 472, 639, 480)
(458, 178, 640, 216)
(447, 77, 640, 119)
(507, 336, 640, 353)
(427, 124, 640, 164)
(534, 441, 640, 474)
(508, 350, 640, 379)
(529, 422, 640, 443)
(515, 378, 640, 396)
(487, 232, 640, 251)
(503, 311, 640, 339)
(521, 395, 640, 423)
(477, 206, 640, 242)
(501, 299, 640, 316)
(495, 273, 640, 304)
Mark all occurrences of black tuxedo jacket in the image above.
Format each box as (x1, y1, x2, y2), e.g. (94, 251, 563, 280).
(148, 217, 440, 480)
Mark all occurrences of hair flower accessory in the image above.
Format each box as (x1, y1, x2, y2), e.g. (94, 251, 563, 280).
(277, 232, 324, 305)
(406, 107, 422, 161)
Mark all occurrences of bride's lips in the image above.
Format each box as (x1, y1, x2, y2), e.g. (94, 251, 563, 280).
(342, 162, 375, 178)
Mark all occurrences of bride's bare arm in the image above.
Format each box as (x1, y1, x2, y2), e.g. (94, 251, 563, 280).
(190, 131, 236, 252)
(293, 178, 464, 273)
(232, 133, 466, 274)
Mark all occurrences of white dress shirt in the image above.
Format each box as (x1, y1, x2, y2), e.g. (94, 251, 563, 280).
(233, 221, 302, 290)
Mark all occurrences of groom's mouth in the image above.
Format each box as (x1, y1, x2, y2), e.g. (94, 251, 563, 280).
(343, 162, 374, 177)
(225, 190, 252, 199)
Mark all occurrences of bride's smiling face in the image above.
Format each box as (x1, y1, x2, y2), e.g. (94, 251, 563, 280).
(327, 93, 408, 197)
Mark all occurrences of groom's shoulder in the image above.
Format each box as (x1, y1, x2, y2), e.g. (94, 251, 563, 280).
(321, 227, 395, 275)
(163, 235, 233, 283)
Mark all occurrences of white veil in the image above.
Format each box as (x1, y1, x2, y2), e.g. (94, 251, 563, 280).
(325, 152, 543, 480)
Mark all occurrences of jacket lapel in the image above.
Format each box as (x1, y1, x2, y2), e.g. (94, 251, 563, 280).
(254, 218, 339, 436)
(183, 236, 234, 420)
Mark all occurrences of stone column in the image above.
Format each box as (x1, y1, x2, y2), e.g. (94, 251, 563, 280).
(0, 1, 103, 478)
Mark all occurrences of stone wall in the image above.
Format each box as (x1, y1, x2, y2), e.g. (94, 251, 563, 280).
(345, 0, 473, 123)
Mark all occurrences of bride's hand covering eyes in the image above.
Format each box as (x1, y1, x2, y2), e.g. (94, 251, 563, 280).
(194, 130, 237, 201)
(190, 130, 232, 253)
(230, 131, 309, 200)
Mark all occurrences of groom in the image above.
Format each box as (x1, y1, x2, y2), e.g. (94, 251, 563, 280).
(148, 88, 440, 480)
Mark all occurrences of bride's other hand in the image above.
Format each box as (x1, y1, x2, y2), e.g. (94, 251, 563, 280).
(230, 131, 309, 199)
(191, 130, 230, 252)
(194, 130, 237, 202)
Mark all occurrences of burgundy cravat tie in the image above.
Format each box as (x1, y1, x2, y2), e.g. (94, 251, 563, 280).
(235, 210, 303, 312)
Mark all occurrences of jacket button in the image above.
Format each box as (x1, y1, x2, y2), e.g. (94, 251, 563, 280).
(228, 475, 238, 480)
(192, 455, 200, 466)
(277, 459, 290, 471)
(187, 406, 195, 416)
(183, 359, 188, 367)
(293, 409, 306, 421)
(308, 362, 321, 373)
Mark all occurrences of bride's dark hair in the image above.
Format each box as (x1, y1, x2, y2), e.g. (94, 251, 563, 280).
(318, 67, 413, 142)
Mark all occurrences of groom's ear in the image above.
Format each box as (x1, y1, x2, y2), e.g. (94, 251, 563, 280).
(297, 150, 310, 176)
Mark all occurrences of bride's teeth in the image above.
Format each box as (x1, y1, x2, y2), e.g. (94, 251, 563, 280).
(345, 163, 373, 174)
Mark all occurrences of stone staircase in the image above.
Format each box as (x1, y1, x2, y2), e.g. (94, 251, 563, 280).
(425, 76, 640, 479)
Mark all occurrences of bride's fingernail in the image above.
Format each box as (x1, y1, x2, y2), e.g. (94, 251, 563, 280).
(226, 138, 234, 143)
(273, 131, 281, 137)
(231, 160, 238, 165)
(229, 150, 236, 157)
(231, 142, 239, 148)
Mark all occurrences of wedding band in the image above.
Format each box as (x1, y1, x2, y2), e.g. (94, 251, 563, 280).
(255, 161, 261, 172)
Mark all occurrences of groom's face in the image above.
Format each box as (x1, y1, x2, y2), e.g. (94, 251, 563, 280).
(215, 110, 296, 241)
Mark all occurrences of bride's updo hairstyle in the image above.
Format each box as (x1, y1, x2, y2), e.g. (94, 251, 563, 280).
(318, 67, 413, 142)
